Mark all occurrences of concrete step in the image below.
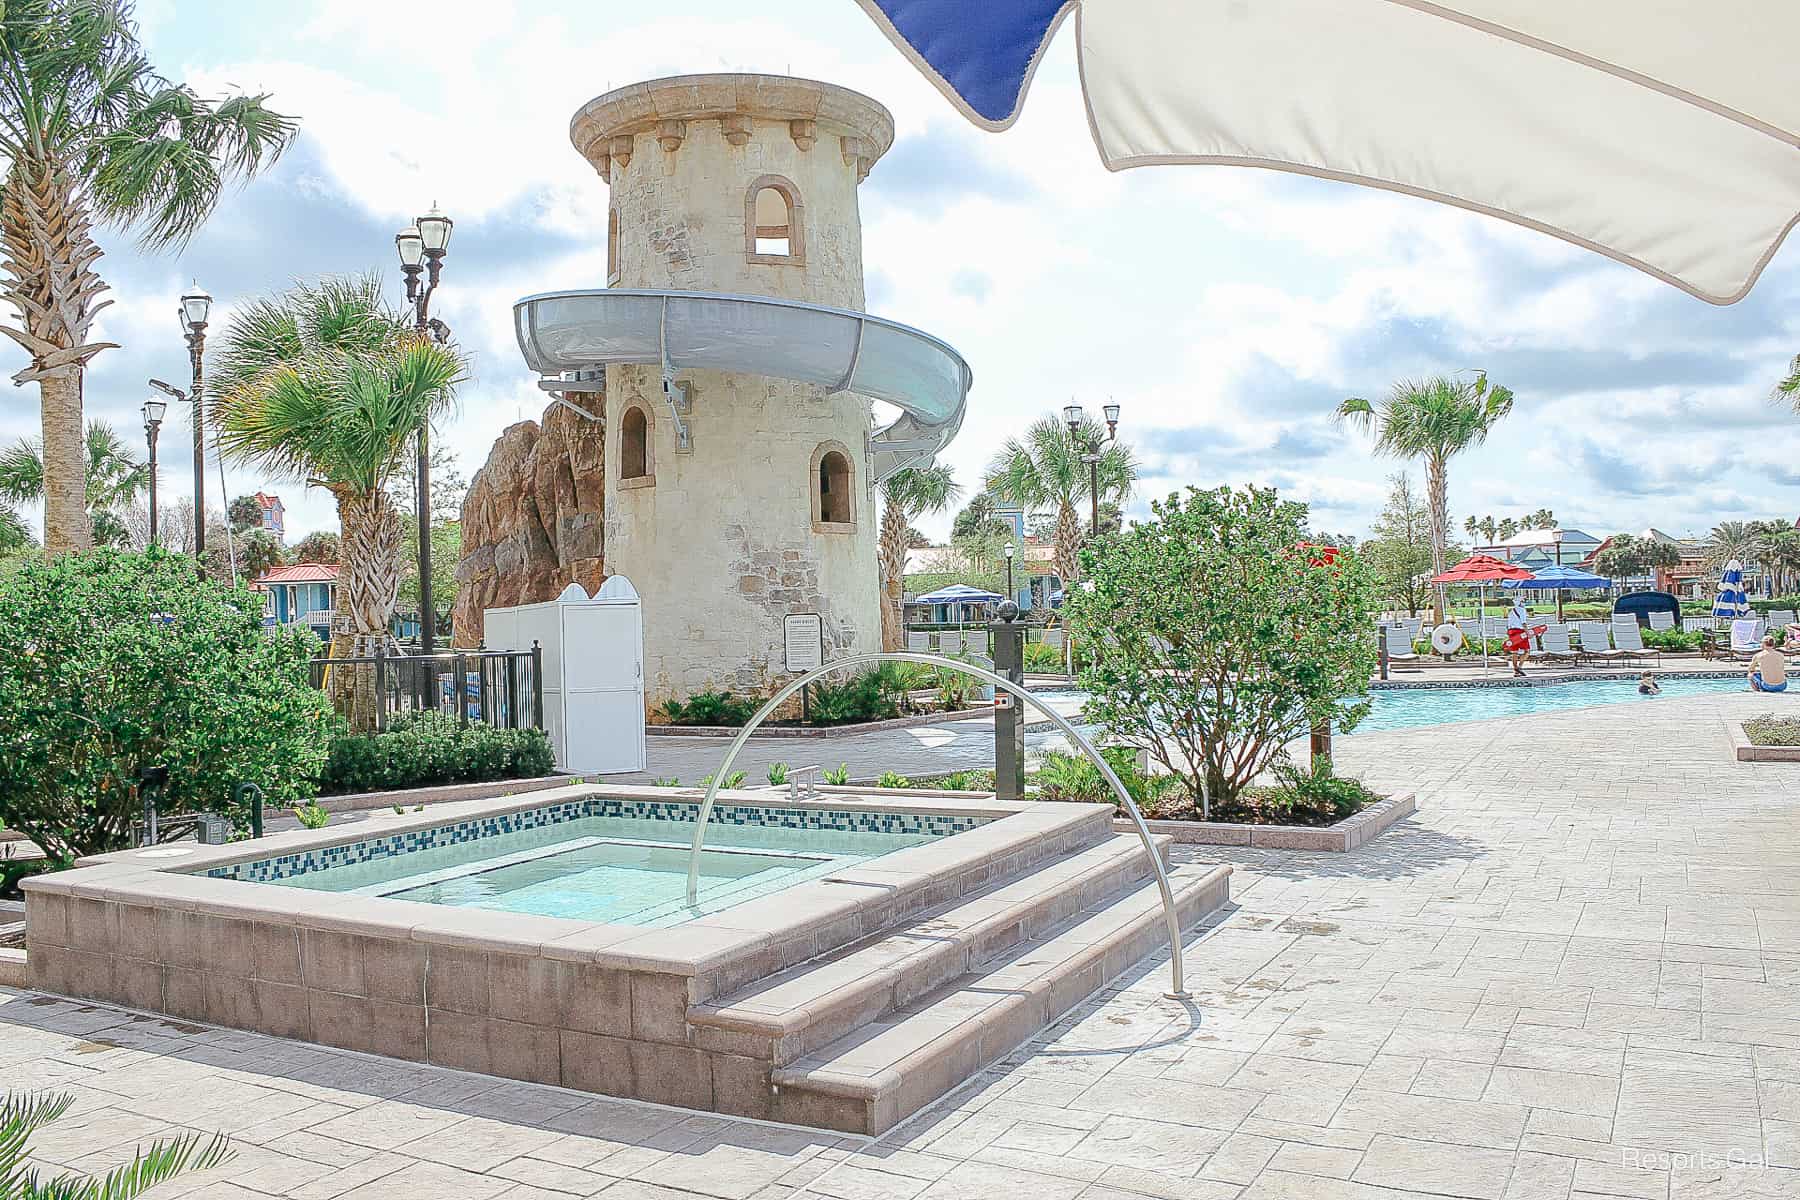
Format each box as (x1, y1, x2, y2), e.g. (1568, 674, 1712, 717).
(689, 833, 1171, 1066)
(766, 861, 1232, 1135)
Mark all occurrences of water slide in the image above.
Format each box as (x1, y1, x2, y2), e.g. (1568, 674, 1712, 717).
(513, 288, 971, 480)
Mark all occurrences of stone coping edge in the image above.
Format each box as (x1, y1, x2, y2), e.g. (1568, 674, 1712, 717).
(1728, 719, 1800, 762)
(0, 948, 25, 988)
(316, 774, 576, 813)
(1110, 792, 1417, 851)
(1372, 669, 1741, 691)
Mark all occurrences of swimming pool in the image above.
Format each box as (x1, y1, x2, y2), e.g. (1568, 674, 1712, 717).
(1357, 674, 1749, 733)
(206, 797, 979, 927)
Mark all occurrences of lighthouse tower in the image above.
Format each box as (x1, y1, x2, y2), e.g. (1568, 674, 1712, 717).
(571, 75, 894, 705)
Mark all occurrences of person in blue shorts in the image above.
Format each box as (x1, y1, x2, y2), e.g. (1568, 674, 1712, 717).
(1749, 637, 1788, 693)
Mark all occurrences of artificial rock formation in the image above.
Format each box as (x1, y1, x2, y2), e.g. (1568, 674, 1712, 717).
(451, 393, 605, 646)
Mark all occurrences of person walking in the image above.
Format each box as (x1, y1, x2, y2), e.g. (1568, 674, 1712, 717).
(1504, 596, 1536, 677)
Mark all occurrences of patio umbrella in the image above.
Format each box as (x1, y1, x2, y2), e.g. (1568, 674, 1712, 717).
(1432, 554, 1535, 673)
(856, 2, 1800, 304)
(1501, 564, 1609, 623)
(1713, 559, 1750, 619)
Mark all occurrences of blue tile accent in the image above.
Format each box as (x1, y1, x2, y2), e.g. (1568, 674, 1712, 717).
(205, 798, 985, 884)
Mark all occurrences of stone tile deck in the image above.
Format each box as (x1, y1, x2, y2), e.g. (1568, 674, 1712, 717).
(6, 688, 1800, 1198)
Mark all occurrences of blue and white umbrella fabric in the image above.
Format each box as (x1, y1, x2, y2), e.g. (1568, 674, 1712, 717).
(854, 2, 1800, 305)
(1713, 559, 1749, 618)
(913, 584, 1004, 605)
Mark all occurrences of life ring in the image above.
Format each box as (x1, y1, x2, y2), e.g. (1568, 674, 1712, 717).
(1430, 624, 1464, 655)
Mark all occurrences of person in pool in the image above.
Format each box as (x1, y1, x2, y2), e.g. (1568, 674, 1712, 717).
(1638, 672, 1661, 696)
(1749, 636, 1788, 693)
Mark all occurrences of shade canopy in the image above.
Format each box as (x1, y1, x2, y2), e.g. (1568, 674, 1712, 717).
(914, 584, 1004, 604)
(1714, 559, 1750, 617)
(1500, 565, 1610, 590)
(857, 1, 1800, 304)
(514, 289, 971, 482)
(1433, 555, 1536, 584)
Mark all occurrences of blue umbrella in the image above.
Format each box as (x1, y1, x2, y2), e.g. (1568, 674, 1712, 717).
(914, 584, 1003, 604)
(1499, 565, 1610, 590)
(1713, 559, 1749, 619)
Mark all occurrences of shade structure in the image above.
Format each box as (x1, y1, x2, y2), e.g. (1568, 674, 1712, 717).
(1432, 555, 1535, 585)
(914, 584, 1004, 604)
(1500, 566, 1609, 590)
(857, 1, 1800, 304)
(515, 289, 972, 481)
(1714, 559, 1750, 618)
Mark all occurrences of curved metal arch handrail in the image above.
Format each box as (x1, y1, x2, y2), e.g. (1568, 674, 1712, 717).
(683, 651, 1189, 999)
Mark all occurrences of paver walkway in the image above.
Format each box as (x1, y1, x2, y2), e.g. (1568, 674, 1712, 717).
(5, 688, 1799, 1198)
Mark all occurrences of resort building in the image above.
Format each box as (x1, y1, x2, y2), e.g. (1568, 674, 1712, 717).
(252, 491, 285, 539)
(250, 562, 336, 639)
(1474, 527, 1601, 571)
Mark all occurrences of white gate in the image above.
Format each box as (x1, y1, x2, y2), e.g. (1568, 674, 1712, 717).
(483, 577, 646, 775)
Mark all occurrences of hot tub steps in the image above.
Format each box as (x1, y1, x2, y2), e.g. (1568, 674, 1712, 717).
(763, 860, 1231, 1135)
(690, 833, 1171, 1066)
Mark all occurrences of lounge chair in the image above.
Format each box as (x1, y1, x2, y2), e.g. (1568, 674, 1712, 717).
(1532, 624, 1579, 665)
(1575, 621, 1633, 667)
(1647, 611, 1676, 631)
(1383, 623, 1421, 666)
(1767, 608, 1796, 628)
(1611, 622, 1654, 666)
(1729, 618, 1767, 658)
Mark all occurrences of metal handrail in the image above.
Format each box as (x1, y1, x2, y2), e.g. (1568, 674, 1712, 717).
(682, 652, 1190, 999)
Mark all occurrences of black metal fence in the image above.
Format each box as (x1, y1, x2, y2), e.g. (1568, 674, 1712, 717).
(308, 644, 545, 732)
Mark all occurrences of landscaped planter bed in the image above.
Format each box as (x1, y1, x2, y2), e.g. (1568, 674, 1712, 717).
(648, 706, 993, 738)
(1112, 792, 1416, 851)
(317, 773, 576, 812)
(1729, 717, 1800, 762)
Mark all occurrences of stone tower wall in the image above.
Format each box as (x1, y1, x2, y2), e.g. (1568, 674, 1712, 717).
(575, 76, 892, 704)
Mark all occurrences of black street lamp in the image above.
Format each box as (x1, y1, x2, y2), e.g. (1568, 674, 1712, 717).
(179, 282, 212, 555)
(1004, 540, 1016, 602)
(141, 398, 166, 546)
(396, 203, 453, 655)
(1063, 400, 1121, 537)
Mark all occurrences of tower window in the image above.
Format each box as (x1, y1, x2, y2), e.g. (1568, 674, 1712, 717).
(814, 446, 853, 529)
(621, 405, 651, 486)
(745, 176, 805, 265)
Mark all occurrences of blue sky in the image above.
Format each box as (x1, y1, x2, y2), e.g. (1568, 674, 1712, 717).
(8, 0, 1799, 545)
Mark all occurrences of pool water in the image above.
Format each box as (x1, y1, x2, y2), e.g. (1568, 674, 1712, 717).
(268, 813, 936, 927)
(1357, 674, 1749, 733)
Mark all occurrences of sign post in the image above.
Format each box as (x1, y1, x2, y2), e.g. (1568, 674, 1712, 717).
(991, 601, 1026, 801)
(784, 613, 824, 725)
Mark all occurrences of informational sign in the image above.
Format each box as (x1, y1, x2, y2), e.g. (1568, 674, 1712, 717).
(784, 613, 824, 673)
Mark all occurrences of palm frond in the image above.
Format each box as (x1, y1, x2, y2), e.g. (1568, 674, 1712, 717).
(0, 1089, 76, 1179)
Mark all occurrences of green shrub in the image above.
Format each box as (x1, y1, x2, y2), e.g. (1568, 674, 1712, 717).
(767, 762, 789, 786)
(0, 548, 335, 859)
(1267, 755, 1382, 821)
(651, 777, 682, 787)
(1744, 716, 1800, 747)
(319, 711, 555, 795)
(699, 770, 747, 790)
(1750, 597, 1800, 615)
(292, 802, 330, 829)
(1643, 627, 1707, 651)
(662, 690, 758, 727)
(807, 669, 898, 725)
(1030, 746, 1155, 806)
(822, 763, 850, 785)
(876, 771, 911, 788)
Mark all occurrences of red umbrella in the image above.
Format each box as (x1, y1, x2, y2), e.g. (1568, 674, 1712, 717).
(1430, 555, 1534, 673)
(1432, 554, 1534, 584)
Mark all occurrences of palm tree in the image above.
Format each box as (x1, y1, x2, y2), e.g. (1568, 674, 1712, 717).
(1337, 372, 1515, 615)
(1765, 527, 1800, 596)
(986, 415, 1136, 586)
(877, 463, 960, 651)
(0, 419, 146, 546)
(0, 0, 295, 555)
(1774, 352, 1800, 413)
(1702, 520, 1765, 575)
(4, 1089, 229, 1197)
(0, 502, 32, 550)
(211, 275, 464, 728)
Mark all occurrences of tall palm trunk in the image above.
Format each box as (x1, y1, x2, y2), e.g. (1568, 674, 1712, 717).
(38, 371, 89, 552)
(1425, 452, 1449, 618)
(877, 498, 909, 651)
(329, 488, 403, 730)
(2, 160, 116, 556)
(1054, 498, 1082, 586)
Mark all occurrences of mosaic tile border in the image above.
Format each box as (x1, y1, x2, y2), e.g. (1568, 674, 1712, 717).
(205, 798, 987, 885)
(1371, 669, 1743, 692)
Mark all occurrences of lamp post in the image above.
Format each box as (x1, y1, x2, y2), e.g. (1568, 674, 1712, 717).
(396, 203, 453, 654)
(1004, 540, 1016, 602)
(1063, 400, 1121, 537)
(180, 283, 212, 555)
(141, 398, 166, 546)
